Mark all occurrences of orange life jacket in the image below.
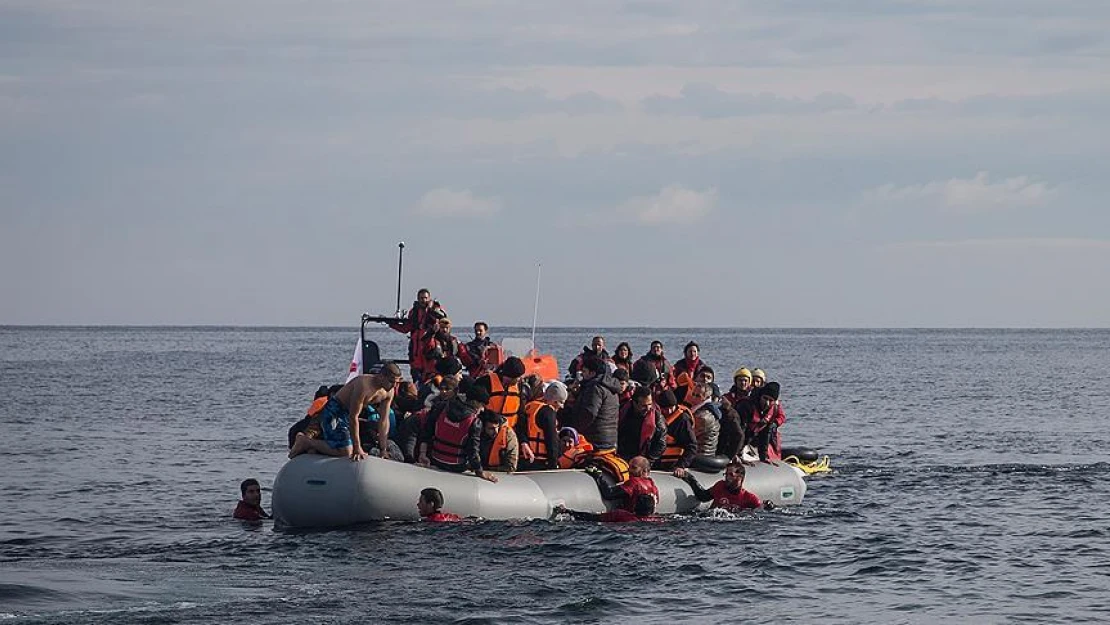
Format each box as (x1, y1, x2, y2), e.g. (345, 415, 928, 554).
(660, 405, 694, 465)
(306, 396, 328, 417)
(675, 371, 696, 400)
(523, 400, 553, 461)
(486, 373, 523, 427)
(485, 424, 510, 469)
(587, 448, 630, 483)
(557, 436, 595, 469)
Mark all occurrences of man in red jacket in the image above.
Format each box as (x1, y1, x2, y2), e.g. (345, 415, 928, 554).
(682, 461, 770, 512)
(384, 288, 447, 382)
(417, 488, 461, 522)
(233, 478, 271, 521)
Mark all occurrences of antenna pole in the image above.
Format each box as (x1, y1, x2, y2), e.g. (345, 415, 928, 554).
(395, 242, 405, 316)
(530, 263, 542, 351)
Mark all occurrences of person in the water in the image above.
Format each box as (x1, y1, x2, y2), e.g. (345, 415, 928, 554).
(233, 478, 271, 521)
(553, 493, 662, 523)
(682, 460, 771, 512)
(586, 455, 660, 514)
(417, 487, 461, 522)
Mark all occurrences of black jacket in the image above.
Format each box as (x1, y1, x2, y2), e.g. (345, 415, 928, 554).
(570, 371, 621, 450)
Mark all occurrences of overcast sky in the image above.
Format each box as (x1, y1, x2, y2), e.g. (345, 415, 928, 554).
(2, 1, 1108, 327)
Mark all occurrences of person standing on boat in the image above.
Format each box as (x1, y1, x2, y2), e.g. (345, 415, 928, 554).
(419, 317, 461, 383)
(568, 355, 621, 452)
(611, 342, 634, 375)
(519, 381, 566, 470)
(384, 288, 447, 382)
(632, 341, 676, 395)
(288, 363, 403, 461)
(672, 341, 709, 380)
(474, 357, 527, 426)
(568, 336, 611, 379)
(616, 386, 666, 463)
(463, 321, 493, 369)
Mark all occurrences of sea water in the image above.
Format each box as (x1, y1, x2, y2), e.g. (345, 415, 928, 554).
(1, 326, 1108, 624)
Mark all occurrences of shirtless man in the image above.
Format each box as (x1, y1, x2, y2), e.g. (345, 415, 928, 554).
(289, 362, 402, 461)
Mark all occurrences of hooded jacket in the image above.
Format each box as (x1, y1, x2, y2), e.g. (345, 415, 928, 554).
(570, 371, 621, 449)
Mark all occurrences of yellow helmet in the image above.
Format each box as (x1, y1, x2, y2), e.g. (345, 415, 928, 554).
(752, 368, 766, 381)
(733, 368, 752, 380)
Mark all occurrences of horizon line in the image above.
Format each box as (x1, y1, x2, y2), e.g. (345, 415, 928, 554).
(2, 324, 1108, 331)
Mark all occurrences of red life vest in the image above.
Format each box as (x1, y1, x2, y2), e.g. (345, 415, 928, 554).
(431, 407, 478, 466)
(423, 512, 462, 522)
(618, 476, 659, 513)
(708, 481, 762, 511)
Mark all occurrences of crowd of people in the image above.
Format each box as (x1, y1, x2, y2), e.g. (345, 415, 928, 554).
(240, 290, 790, 526)
(265, 288, 790, 522)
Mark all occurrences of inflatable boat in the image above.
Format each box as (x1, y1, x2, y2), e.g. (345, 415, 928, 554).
(272, 455, 807, 528)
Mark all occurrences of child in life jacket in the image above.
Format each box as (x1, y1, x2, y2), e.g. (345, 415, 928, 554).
(417, 487, 461, 522)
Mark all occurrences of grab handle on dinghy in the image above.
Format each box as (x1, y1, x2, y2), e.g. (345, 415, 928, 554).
(690, 455, 730, 472)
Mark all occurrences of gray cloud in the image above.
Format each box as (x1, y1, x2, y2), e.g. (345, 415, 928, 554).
(890, 90, 1110, 117)
(2, 0, 1110, 326)
(643, 83, 856, 117)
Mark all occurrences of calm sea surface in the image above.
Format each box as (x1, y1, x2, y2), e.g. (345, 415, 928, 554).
(1, 326, 1108, 624)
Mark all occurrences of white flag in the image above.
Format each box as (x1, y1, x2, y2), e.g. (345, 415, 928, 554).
(345, 337, 362, 383)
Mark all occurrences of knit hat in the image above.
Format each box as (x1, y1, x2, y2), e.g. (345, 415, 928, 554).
(761, 381, 780, 400)
(733, 368, 752, 380)
(558, 427, 580, 445)
(631, 359, 659, 386)
(460, 378, 491, 405)
(500, 356, 526, 378)
(435, 357, 463, 376)
(658, 389, 678, 408)
(544, 380, 569, 403)
(752, 368, 766, 382)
